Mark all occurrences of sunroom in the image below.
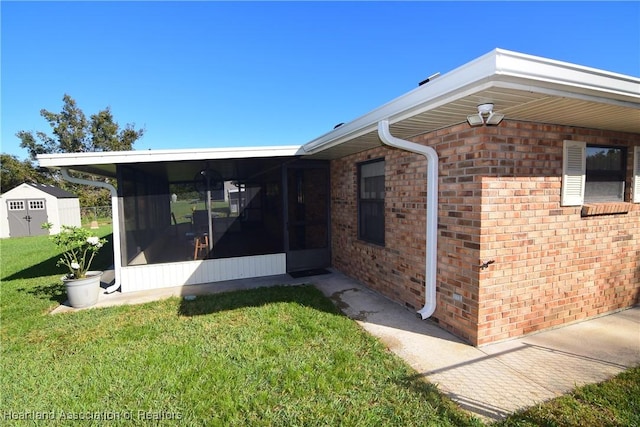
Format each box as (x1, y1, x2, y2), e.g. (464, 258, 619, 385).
(38, 147, 330, 293)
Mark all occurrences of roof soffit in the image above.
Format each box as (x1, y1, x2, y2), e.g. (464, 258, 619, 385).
(302, 49, 640, 158)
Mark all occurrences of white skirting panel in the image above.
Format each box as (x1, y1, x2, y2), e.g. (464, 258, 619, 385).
(119, 253, 286, 293)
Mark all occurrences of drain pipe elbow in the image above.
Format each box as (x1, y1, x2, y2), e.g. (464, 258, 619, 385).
(60, 168, 122, 293)
(377, 120, 438, 319)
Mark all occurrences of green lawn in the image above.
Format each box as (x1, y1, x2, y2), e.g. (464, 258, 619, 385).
(1, 228, 480, 426)
(494, 366, 640, 427)
(1, 229, 638, 426)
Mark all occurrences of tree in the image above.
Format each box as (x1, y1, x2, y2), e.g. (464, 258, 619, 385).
(0, 153, 53, 192)
(17, 94, 145, 160)
(90, 108, 145, 152)
(14, 94, 145, 207)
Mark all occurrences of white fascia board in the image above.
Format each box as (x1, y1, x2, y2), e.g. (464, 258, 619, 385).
(493, 49, 640, 106)
(37, 145, 304, 168)
(302, 48, 640, 155)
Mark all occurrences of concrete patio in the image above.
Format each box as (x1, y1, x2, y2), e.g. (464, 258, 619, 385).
(52, 269, 640, 422)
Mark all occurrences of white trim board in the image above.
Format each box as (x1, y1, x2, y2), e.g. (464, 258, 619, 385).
(120, 253, 287, 293)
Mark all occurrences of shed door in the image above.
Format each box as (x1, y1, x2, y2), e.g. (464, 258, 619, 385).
(7, 199, 48, 237)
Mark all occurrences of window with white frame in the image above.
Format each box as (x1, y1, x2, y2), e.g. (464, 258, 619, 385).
(562, 140, 638, 206)
(29, 200, 45, 210)
(358, 159, 385, 245)
(8, 201, 25, 211)
(584, 145, 626, 203)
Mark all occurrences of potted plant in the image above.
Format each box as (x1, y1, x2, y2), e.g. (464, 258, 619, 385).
(44, 223, 107, 308)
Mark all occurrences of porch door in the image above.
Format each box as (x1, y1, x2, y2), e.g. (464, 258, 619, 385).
(284, 162, 330, 272)
(7, 199, 49, 237)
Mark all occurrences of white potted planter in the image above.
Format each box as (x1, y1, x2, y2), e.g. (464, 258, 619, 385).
(62, 271, 103, 308)
(44, 224, 107, 310)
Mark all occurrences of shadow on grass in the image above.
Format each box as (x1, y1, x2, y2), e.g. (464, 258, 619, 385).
(18, 280, 68, 305)
(1, 254, 62, 281)
(2, 234, 114, 281)
(178, 284, 341, 318)
(394, 375, 484, 426)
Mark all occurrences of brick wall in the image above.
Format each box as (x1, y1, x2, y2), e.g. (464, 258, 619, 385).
(475, 123, 640, 345)
(330, 121, 640, 346)
(331, 147, 429, 308)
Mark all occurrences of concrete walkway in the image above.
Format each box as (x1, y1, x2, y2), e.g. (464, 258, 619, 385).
(53, 269, 640, 422)
(314, 271, 640, 421)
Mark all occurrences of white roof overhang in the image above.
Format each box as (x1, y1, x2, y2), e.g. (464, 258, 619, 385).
(36, 49, 640, 169)
(37, 146, 303, 181)
(301, 48, 640, 159)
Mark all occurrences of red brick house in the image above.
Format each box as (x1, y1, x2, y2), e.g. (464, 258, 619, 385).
(39, 49, 639, 345)
(301, 49, 640, 345)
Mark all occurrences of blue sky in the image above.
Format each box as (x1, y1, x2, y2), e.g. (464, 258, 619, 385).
(2, 1, 639, 160)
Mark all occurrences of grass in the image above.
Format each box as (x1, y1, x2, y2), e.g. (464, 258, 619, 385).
(1, 228, 480, 426)
(1, 229, 638, 426)
(494, 366, 640, 427)
(577, 368, 640, 425)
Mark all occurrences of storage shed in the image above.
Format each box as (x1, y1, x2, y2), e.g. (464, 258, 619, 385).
(0, 183, 82, 238)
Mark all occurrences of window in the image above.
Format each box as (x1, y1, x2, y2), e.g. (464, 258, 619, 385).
(29, 200, 46, 210)
(8, 200, 25, 211)
(585, 145, 626, 203)
(562, 140, 634, 206)
(358, 159, 385, 245)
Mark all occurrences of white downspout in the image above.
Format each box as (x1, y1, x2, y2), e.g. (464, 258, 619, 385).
(61, 168, 121, 293)
(377, 120, 438, 319)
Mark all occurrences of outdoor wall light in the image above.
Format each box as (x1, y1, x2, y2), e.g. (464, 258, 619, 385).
(466, 103, 504, 127)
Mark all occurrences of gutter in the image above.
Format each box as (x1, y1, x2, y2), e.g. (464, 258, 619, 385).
(61, 168, 121, 293)
(377, 120, 438, 319)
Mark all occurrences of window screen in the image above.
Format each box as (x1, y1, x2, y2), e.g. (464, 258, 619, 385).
(358, 159, 385, 245)
(585, 146, 626, 203)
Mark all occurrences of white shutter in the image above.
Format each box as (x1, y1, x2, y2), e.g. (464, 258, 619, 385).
(634, 146, 640, 203)
(561, 140, 586, 206)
